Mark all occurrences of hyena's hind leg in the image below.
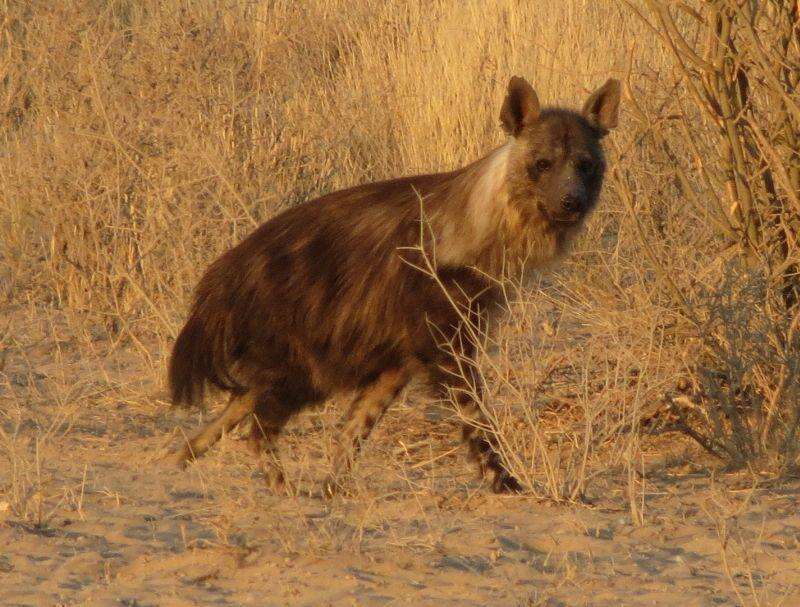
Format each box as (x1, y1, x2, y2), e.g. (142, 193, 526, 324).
(170, 390, 257, 467)
(324, 368, 409, 496)
(249, 397, 294, 491)
(438, 362, 523, 494)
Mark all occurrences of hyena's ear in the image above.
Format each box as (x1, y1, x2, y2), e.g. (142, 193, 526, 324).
(500, 76, 540, 137)
(582, 78, 621, 132)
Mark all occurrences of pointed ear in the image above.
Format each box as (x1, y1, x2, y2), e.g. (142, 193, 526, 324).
(500, 76, 540, 137)
(582, 78, 621, 132)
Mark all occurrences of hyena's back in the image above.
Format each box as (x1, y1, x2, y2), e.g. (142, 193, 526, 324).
(168, 170, 491, 411)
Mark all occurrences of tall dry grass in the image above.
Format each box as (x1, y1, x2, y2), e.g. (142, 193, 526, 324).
(1, 0, 797, 508)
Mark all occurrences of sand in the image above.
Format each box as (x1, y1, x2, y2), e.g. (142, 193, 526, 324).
(2, 325, 799, 606)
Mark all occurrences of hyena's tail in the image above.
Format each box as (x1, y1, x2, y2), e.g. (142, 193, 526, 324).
(168, 289, 243, 408)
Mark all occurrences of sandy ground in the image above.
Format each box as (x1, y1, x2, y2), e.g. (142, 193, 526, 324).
(2, 321, 800, 606)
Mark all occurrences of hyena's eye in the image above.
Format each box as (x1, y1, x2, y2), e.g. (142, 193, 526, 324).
(576, 158, 595, 175)
(527, 159, 553, 181)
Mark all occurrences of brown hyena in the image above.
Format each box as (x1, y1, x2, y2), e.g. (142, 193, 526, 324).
(168, 76, 620, 494)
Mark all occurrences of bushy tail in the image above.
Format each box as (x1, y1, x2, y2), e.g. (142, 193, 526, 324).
(168, 294, 242, 408)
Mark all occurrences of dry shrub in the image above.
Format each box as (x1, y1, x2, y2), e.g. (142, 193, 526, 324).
(618, 0, 800, 472)
(683, 264, 800, 467)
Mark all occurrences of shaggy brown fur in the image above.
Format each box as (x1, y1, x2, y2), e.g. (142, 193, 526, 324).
(168, 76, 620, 494)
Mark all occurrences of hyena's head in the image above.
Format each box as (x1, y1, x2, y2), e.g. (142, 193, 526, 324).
(500, 76, 620, 230)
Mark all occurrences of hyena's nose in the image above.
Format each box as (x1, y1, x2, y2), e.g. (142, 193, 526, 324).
(562, 194, 582, 214)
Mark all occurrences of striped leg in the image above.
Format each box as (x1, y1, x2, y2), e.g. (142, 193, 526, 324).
(439, 362, 522, 493)
(324, 368, 409, 496)
(171, 391, 257, 467)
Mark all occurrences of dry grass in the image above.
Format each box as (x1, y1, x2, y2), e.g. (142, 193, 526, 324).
(1, 0, 799, 604)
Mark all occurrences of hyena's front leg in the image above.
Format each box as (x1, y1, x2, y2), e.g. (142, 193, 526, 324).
(324, 368, 409, 496)
(442, 365, 523, 493)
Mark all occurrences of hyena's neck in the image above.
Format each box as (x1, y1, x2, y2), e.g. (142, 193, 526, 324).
(428, 143, 511, 268)
(427, 141, 561, 278)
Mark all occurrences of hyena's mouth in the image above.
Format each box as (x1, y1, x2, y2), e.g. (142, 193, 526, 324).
(538, 204, 582, 226)
(552, 212, 581, 225)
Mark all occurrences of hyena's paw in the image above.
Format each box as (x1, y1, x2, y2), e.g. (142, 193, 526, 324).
(261, 465, 286, 493)
(160, 446, 194, 470)
(491, 470, 524, 494)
